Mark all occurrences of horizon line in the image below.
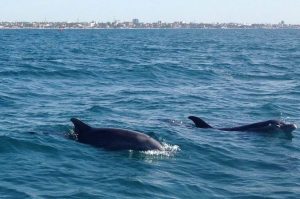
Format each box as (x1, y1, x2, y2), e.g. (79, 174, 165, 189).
(1, 20, 299, 25)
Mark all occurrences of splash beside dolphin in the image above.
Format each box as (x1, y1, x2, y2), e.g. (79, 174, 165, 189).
(70, 118, 163, 151)
(188, 116, 297, 134)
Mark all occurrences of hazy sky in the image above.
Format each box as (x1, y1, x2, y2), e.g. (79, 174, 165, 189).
(1, 0, 300, 24)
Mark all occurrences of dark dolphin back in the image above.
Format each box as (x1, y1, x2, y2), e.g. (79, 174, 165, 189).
(188, 116, 297, 133)
(220, 120, 279, 132)
(70, 118, 163, 151)
(188, 116, 213, 128)
(71, 118, 92, 134)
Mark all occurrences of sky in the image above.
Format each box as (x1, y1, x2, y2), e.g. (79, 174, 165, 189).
(1, 0, 300, 24)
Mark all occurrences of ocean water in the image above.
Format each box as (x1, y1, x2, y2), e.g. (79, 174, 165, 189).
(0, 29, 300, 198)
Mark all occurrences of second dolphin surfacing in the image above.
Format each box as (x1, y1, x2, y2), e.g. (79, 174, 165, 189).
(70, 118, 163, 151)
(188, 116, 297, 134)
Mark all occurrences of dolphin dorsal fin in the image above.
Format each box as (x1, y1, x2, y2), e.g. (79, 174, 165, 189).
(188, 116, 213, 128)
(71, 118, 92, 133)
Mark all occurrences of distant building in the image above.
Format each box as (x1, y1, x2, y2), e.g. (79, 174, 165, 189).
(279, 20, 285, 28)
(90, 21, 96, 27)
(132, 19, 139, 24)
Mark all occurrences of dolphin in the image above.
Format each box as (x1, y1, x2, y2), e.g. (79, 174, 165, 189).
(188, 116, 297, 134)
(70, 118, 163, 151)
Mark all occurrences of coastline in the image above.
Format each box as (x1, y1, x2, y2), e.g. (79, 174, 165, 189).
(1, 27, 299, 30)
(1, 21, 299, 30)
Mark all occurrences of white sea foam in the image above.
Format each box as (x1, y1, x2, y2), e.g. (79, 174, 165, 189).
(141, 142, 180, 157)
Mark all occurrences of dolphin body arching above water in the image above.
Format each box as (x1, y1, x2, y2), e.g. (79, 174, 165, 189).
(70, 118, 163, 151)
(188, 116, 297, 134)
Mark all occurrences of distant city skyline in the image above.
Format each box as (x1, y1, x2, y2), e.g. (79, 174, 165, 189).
(2, 21, 299, 30)
(1, 0, 300, 24)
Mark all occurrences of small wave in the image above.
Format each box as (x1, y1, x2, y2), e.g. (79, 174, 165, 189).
(0, 135, 60, 154)
(87, 105, 113, 113)
(0, 184, 33, 199)
(0, 68, 96, 79)
(159, 119, 185, 127)
(104, 57, 139, 64)
(0, 95, 16, 106)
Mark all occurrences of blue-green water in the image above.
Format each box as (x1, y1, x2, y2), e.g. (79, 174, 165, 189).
(0, 29, 300, 198)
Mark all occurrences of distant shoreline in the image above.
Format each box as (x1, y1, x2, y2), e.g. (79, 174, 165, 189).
(1, 27, 300, 30)
(1, 21, 299, 30)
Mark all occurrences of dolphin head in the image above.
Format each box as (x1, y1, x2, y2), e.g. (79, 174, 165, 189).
(269, 120, 297, 134)
(278, 123, 297, 134)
